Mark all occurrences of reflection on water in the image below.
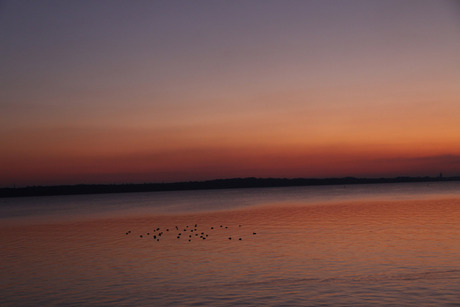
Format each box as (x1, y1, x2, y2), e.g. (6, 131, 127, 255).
(1, 184, 460, 305)
(2, 181, 460, 225)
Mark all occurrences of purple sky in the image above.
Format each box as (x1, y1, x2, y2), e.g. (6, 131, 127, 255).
(1, 1, 460, 186)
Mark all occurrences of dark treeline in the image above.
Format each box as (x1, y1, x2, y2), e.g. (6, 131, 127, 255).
(1, 176, 460, 198)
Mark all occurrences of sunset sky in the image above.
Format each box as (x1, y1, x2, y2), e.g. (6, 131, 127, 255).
(1, 0, 460, 187)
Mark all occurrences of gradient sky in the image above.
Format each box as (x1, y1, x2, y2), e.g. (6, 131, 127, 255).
(1, 0, 460, 187)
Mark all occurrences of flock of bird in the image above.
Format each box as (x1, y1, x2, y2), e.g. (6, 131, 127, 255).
(125, 224, 256, 242)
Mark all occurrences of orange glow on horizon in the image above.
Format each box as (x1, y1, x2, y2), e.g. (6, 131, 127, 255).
(2, 138, 460, 186)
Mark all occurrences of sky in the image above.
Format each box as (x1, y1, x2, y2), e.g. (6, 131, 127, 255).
(1, 0, 460, 187)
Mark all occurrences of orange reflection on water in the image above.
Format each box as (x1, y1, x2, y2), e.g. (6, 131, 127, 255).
(2, 197, 460, 305)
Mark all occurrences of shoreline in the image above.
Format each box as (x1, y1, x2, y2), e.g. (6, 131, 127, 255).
(1, 176, 459, 198)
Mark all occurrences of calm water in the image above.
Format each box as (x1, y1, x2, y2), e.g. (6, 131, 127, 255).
(1, 182, 460, 306)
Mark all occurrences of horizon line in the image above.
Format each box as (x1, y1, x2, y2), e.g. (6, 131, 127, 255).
(2, 175, 459, 198)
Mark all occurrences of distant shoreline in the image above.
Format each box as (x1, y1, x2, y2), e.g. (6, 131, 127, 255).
(1, 176, 459, 198)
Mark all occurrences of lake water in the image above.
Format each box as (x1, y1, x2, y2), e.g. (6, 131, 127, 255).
(1, 182, 460, 306)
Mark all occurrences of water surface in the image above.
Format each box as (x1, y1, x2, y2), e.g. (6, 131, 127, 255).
(1, 182, 460, 305)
